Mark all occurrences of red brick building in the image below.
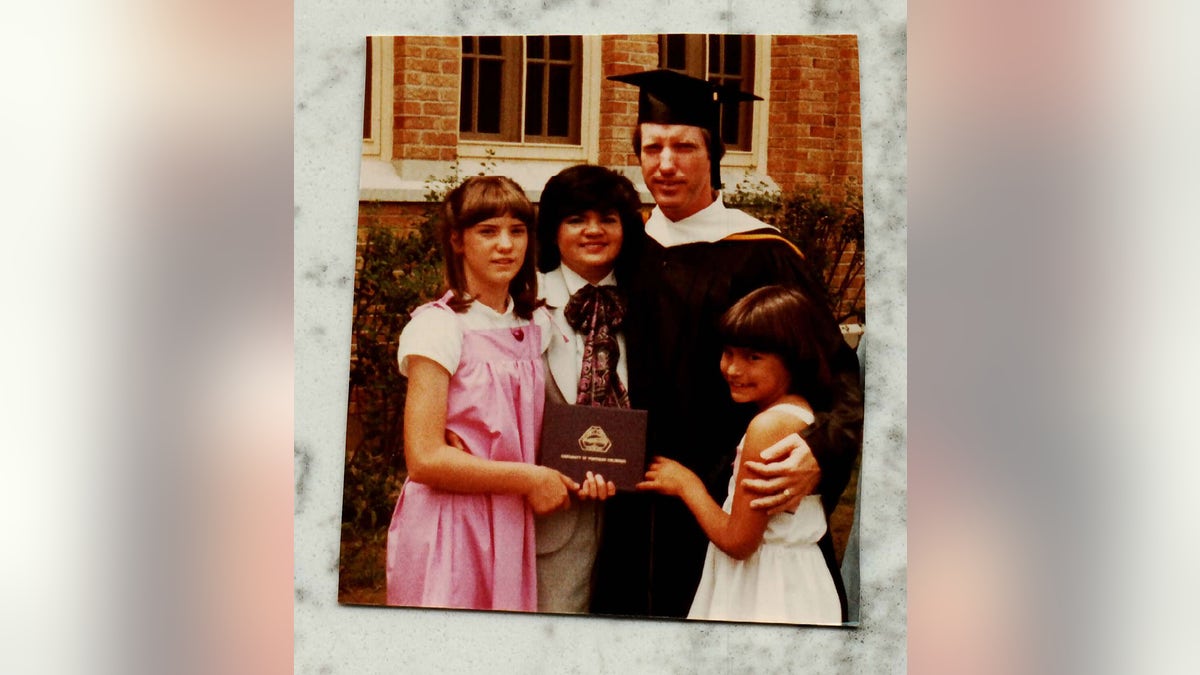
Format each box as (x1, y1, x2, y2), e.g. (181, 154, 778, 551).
(359, 34, 862, 226)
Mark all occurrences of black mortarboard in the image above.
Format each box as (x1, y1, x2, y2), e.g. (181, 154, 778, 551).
(608, 69, 762, 188)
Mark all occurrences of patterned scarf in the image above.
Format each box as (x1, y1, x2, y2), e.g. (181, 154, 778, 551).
(563, 284, 631, 408)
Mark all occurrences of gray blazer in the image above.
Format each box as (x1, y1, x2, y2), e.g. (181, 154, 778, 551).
(535, 267, 623, 613)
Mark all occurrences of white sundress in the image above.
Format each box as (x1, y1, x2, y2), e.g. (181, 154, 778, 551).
(687, 403, 842, 625)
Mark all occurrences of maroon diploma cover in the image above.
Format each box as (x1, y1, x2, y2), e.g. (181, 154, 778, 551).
(538, 402, 648, 492)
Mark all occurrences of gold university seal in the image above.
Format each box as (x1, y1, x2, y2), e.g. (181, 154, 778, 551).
(578, 425, 612, 454)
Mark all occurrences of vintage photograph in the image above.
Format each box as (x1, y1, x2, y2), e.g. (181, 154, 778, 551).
(339, 34, 866, 627)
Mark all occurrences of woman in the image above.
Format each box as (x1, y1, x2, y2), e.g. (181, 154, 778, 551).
(534, 164, 646, 613)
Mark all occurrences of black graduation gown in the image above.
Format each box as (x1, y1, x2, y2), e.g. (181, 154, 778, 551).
(590, 229, 864, 619)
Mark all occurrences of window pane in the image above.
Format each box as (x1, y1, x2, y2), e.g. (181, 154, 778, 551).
(527, 36, 544, 59)
(478, 60, 502, 133)
(547, 64, 571, 137)
(462, 36, 476, 54)
(363, 37, 373, 139)
(721, 101, 740, 145)
(665, 34, 687, 70)
(724, 36, 742, 74)
(549, 36, 571, 60)
(703, 34, 754, 150)
(524, 63, 544, 136)
(459, 61, 474, 133)
(479, 36, 502, 55)
(462, 34, 579, 144)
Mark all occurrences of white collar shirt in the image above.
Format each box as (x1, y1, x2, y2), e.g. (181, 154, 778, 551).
(643, 192, 777, 248)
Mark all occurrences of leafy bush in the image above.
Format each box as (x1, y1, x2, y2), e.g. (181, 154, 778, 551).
(727, 181, 865, 323)
(339, 211, 444, 600)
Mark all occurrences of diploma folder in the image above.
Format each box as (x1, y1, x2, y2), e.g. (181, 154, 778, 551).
(538, 402, 648, 492)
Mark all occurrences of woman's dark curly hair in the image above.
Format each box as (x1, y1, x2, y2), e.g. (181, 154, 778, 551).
(536, 164, 646, 285)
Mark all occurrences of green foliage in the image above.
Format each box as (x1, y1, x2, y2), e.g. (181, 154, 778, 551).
(777, 189, 865, 323)
(726, 175, 782, 220)
(343, 220, 443, 534)
(727, 182, 866, 323)
(422, 149, 497, 203)
(341, 202, 449, 603)
(338, 523, 388, 602)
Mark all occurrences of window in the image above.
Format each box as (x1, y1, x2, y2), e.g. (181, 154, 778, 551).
(658, 34, 756, 151)
(362, 36, 392, 158)
(460, 36, 582, 145)
(459, 37, 520, 139)
(363, 37, 373, 140)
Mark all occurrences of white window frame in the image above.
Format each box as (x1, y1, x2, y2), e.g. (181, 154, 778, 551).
(654, 35, 769, 176)
(718, 36, 770, 174)
(458, 36, 600, 165)
(361, 36, 393, 160)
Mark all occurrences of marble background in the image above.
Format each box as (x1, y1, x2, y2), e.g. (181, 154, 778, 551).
(295, 1, 907, 672)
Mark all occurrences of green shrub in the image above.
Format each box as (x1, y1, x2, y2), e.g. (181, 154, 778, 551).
(342, 216, 443, 527)
(727, 181, 865, 323)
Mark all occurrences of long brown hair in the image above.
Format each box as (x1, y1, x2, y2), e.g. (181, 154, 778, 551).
(439, 175, 539, 319)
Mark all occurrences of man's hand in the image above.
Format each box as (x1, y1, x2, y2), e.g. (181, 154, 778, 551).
(741, 433, 820, 515)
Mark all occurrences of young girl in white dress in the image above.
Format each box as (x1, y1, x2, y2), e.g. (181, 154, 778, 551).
(637, 284, 847, 625)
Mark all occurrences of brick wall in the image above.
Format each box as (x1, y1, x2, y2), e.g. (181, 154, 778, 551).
(357, 201, 432, 232)
(832, 247, 865, 323)
(767, 35, 862, 200)
(392, 36, 460, 162)
(598, 35, 659, 172)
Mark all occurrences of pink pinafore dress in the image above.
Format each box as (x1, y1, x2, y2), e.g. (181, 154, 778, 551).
(386, 295, 545, 611)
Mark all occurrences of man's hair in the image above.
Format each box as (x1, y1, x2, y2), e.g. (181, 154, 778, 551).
(632, 124, 726, 186)
(717, 285, 842, 409)
(536, 164, 646, 284)
(439, 175, 539, 319)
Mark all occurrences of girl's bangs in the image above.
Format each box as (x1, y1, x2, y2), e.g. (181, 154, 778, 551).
(458, 179, 534, 228)
(720, 319, 786, 356)
(719, 301, 781, 352)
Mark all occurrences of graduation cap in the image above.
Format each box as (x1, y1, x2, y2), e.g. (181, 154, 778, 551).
(608, 69, 762, 188)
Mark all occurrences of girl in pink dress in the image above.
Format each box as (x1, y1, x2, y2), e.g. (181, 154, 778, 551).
(386, 176, 581, 612)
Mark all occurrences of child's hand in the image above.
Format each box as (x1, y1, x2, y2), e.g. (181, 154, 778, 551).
(577, 471, 616, 501)
(636, 457, 698, 498)
(527, 466, 579, 515)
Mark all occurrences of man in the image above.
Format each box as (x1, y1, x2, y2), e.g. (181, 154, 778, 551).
(590, 70, 864, 619)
